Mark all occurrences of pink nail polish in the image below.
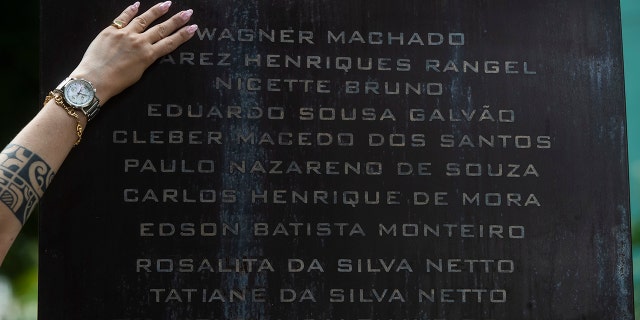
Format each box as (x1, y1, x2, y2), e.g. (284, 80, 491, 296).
(159, 1, 171, 10)
(187, 24, 198, 34)
(131, 1, 140, 9)
(181, 9, 193, 20)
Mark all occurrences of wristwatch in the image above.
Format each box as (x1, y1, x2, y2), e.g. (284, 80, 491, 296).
(55, 77, 101, 121)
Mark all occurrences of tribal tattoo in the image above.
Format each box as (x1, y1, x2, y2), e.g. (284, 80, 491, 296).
(0, 144, 54, 224)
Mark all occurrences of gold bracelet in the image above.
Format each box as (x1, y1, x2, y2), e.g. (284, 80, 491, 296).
(43, 91, 83, 146)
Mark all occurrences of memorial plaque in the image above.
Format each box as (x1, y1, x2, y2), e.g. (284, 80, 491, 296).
(40, 0, 633, 319)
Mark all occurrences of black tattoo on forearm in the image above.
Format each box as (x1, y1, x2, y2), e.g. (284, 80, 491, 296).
(0, 144, 54, 224)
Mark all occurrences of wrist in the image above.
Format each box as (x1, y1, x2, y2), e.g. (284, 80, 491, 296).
(43, 92, 86, 146)
(68, 70, 114, 105)
(55, 76, 102, 122)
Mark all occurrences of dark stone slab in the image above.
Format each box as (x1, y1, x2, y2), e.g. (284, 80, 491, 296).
(39, 0, 633, 319)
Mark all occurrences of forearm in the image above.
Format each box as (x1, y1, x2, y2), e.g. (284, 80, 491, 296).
(0, 98, 84, 263)
(11, 96, 88, 168)
(0, 0, 196, 266)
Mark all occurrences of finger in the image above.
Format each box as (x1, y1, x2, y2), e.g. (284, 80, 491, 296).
(111, 2, 141, 29)
(146, 9, 193, 44)
(128, 1, 173, 33)
(151, 25, 198, 59)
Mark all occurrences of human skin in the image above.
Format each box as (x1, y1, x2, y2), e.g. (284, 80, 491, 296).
(0, 1, 197, 264)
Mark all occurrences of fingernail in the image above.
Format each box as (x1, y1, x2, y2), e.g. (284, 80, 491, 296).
(187, 24, 198, 34)
(159, 1, 171, 10)
(181, 9, 193, 20)
(131, 1, 140, 9)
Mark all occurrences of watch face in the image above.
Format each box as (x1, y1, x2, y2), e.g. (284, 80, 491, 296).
(63, 79, 95, 108)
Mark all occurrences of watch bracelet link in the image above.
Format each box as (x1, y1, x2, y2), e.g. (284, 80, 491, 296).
(83, 99, 101, 121)
(44, 91, 83, 146)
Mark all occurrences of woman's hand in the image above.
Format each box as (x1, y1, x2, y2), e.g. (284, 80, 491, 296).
(0, 2, 198, 265)
(69, 1, 197, 105)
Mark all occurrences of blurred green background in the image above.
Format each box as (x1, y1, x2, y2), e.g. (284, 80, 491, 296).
(0, 1, 638, 319)
(625, 0, 640, 317)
